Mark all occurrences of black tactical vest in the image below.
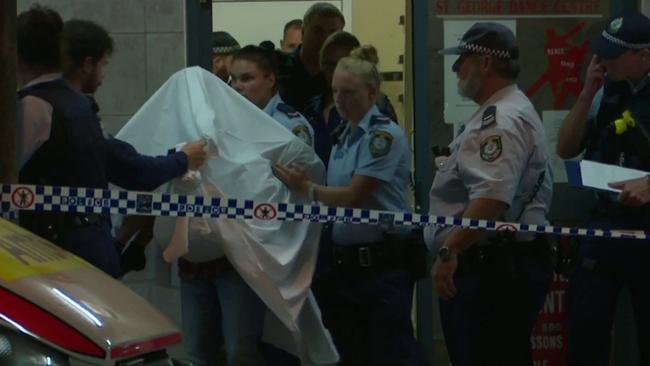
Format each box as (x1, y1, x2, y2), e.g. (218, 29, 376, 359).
(585, 79, 650, 171)
(18, 79, 108, 189)
(17, 79, 109, 238)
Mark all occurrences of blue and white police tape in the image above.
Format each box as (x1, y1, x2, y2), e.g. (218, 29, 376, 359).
(1, 184, 648, 240)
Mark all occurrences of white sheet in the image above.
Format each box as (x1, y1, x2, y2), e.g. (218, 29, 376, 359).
(116, 66, 337, 365)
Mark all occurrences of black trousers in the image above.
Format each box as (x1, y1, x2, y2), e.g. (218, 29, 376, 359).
(313, 269, 429, 366)
(567, 214, 650, 366)
(440, 239, 553, 366)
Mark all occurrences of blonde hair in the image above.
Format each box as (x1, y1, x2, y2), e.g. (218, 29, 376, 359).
(335, 45, 381, 89)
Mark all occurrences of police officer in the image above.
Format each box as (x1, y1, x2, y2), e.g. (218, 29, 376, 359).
(305, 30, 399, 166)
(212, 31, 240, 82)
(16, 14, 207, 278)
(277, 2, 345, 115)
(425, 23, 553, 365)
(273, 45, 428, 366)
(230, 45, 314, 146)
(280, 19, 302, 54)
(556, 12, 650, 365)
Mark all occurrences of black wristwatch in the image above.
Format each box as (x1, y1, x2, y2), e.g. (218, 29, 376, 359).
(438, 246, 452, 262)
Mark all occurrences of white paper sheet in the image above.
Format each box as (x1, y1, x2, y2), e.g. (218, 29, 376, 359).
(580, 160, 648, 192)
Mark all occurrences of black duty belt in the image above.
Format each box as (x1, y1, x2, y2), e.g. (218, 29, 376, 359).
(19, 211, 110, 243)
(330, 232, 427, 278)
(332, 241, 395, 270)
(455, 234, 553, 277)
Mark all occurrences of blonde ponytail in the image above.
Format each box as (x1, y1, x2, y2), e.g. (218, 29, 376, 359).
(336, 44, 381, 89)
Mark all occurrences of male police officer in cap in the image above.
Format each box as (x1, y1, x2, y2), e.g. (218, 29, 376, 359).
(424, 22, 553, 365)
(211, 31, 240, 82)
(557, 12, 650, 365)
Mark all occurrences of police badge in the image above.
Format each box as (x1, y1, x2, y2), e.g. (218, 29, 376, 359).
(608, 17, 623, 34)
(369, 130, 393, 157)
(292, 125, 313, 146)
(480, 135, 502, 162)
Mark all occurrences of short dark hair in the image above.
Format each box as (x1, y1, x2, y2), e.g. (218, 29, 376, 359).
(321, 31, 360, 53)
(303, 3, 344, 27)
(283, 19, 302, 37)
(259, 40, 276, 51)
(16, 5, 63, 68)
(232, 45, 279, 77)
(61, 19, 114, 75)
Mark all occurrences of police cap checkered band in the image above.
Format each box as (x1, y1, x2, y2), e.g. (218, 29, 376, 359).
(212, 45, 240, 54)
(439, 22, 519, 60)
(592, 12, 650, 59)
(212, 31, 240, 55)
(459, 41, 512, 59)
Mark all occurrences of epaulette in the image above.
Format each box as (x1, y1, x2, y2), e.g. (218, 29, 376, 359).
(481, 105, 497, 128)
(370, 114, 391, 126)
(277, 103, 301, 119)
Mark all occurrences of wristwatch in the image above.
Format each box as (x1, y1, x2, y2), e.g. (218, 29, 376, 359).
(438, 246, 452, 262)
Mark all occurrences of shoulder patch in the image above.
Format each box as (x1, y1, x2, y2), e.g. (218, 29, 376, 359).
(369, 130, 393, 158)
(277, 103, 301, 118)
(480, 135, 502, 162)
(370, 115, 391, 126)
(292, 125, 312, 146)
(481, 105, 497, 129)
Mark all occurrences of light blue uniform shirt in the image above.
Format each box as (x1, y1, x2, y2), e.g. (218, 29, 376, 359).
(263, 92, 315, 147)
(328, 104, 411, 245)
(424, 85, 553, 251)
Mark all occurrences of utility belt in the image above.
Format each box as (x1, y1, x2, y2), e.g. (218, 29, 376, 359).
(455, 233, 553, 278)
(178, 256, 233, 281)
(19, 211, 110, 243)
(330, 230, 427, 278)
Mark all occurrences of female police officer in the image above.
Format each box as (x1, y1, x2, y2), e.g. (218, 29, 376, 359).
(230, 45, 314, 147)
(273, 46, 427, 366)
(305, 31, 399, 165)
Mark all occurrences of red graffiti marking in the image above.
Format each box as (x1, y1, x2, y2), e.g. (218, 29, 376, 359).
(527, 22, 590, 109)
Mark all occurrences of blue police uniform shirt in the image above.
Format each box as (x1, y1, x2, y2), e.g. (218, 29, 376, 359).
(263, 92, 315, 147)
(328, 104, 411, 245)
(304, 93, 399, 168)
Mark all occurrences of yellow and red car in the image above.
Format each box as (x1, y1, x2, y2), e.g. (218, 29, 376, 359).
(0, 218, 183, 365)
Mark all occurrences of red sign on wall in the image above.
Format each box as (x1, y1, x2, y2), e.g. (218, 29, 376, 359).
(531, 273, 569, 365)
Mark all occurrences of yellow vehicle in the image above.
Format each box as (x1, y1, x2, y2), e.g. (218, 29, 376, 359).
(0, 218, 183, 365)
